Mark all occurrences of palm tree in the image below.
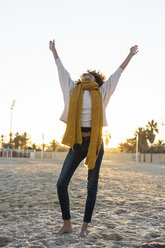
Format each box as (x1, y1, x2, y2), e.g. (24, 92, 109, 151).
(118, 137, 136, 153)
(146, 120, 159, 162)
(13, 132, 30, 150)
(50, 139, 59, 152)
(32, 143, 37, 150)
(13, 132, 22, 149)
(22, 132, 29, 149)
(134, 127, 148, 162)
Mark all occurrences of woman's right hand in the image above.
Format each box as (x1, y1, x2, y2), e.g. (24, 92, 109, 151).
(49, 39, 55, 52)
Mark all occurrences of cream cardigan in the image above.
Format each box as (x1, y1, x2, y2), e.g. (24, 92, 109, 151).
(55, 58, 123, 127)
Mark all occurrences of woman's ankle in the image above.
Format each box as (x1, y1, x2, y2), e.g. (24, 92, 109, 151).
(82, 222, 88, 229)
(64, 219, 72, 226)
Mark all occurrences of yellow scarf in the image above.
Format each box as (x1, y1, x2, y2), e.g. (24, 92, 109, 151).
(62, 81, 103, 170)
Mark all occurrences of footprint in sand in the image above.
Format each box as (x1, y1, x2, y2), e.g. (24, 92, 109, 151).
(101, 232, 124, 241)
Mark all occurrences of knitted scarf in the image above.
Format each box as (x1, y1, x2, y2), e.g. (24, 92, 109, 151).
(62, 81, 103, 170)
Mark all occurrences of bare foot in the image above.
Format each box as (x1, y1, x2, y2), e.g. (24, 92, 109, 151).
(79, 229, 89, 237)
(52, 220, 72, 235)
(79, 222, 89, 238)
(53, 225, 72, 235)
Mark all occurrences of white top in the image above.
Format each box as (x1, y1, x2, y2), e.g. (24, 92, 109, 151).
(55, 58, 123, 127)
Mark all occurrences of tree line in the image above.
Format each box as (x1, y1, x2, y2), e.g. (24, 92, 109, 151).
(1, 119, 164, 154)
(0, 132, 68, 152)
(118, 120, 165, 155)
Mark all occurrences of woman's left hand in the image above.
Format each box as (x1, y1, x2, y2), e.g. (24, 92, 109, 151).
(130, 45, 139, 56)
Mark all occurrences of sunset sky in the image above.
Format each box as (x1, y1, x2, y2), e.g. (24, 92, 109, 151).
(0, 0, 165, 147)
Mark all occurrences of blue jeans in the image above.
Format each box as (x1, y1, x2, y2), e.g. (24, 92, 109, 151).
(56, 137, 104, 223)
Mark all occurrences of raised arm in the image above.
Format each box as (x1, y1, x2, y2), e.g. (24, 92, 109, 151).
(49, 39, 59, 60)
(120, 45, 139, 70)
(100, 45, 139, 108)
(49, 38, 75, 106)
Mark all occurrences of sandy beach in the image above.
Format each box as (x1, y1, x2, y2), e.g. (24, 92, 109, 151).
(0, 157, 165, 248)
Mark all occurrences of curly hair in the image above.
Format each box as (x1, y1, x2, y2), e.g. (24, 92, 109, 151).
(75, 69, 106, 87)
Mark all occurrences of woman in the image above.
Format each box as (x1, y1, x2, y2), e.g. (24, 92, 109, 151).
(49, 39, 138, 237)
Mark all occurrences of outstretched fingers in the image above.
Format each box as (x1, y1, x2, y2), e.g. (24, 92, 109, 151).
(130, 45, 139, 55)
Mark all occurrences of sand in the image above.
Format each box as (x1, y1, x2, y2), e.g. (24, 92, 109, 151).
(0, 157, 165, 248)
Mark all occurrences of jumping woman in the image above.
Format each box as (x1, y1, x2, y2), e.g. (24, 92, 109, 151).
(49, 39, 138, 237)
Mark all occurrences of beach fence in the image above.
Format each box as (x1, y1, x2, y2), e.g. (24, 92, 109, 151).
(31, 151, 165, 164)
(0, 149, 30, 158)
(1, 150, 165, 164)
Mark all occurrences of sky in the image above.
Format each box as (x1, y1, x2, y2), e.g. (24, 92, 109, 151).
(0, 0, 165, 148)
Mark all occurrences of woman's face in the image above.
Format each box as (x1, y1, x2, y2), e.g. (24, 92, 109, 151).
(81, 73, 95, 82)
